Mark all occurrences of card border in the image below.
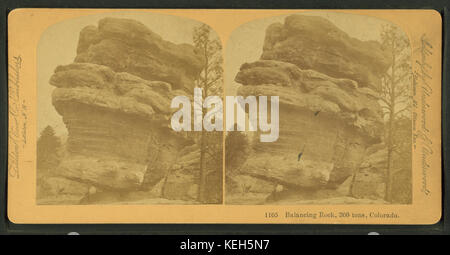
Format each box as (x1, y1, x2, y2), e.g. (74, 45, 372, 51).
(0, 0, 448, 235)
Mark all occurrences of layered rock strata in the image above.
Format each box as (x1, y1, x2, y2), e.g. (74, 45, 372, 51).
(75, 17, 205, 92)
(227, 15, 390, 204)
(50, 62, 193, 192)
(261, 14, 391, 90)
(46, 18, 207, 203)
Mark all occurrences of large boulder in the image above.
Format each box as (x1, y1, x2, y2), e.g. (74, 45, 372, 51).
(74, 17, 205, 92)
(351, 143, 387, 199)
(142, 144, 199, 193)
(58, 156, 147, 190)
(226, 174, 277, 205)
(46, 17, 223, 204)
(230, 15, 389, 203)
(145, 142, 223, 203)
(234, 60, 383, 189)
(50, 58, 193, 199)
(236, 60, 383, 141)
(50, 63, 190, 163)
(37, 176, 89, 205)
(162, 172, 198, 201)
(261, 14, 391, 90)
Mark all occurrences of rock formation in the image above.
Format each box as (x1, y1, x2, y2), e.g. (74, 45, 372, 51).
(261, 15, 391, 90)
(350, 143, 387, 200)
(227, 15, 391, 204)
(43, 17, 213, 204)
(75, 17, 205, 92)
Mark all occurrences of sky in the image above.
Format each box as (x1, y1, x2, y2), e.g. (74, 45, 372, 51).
(38, 11, 398, 137)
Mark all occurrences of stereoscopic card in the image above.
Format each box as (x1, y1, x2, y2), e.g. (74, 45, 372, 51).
(7, 9, 442, 225)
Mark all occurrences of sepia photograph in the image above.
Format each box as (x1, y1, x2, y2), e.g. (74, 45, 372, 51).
(36, 12, 223, 205)
(225, 12, 413, 205)
(6, 8, 442, 225)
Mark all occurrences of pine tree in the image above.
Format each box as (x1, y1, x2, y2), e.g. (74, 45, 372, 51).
(379, 24, 411, 202)
(37, 125, 62, 174)
(192, 24, 223, 203)
(225, 128, 250, 174)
